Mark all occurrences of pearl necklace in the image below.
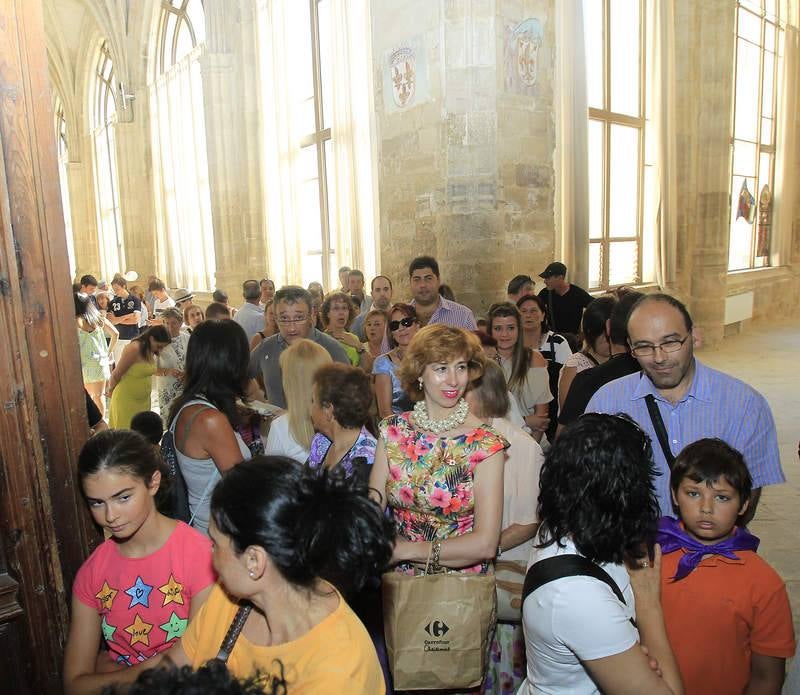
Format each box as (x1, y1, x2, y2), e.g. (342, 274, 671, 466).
(413, 398, 469, 434)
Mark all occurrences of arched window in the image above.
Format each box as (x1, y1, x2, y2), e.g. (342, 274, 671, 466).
(257, 0, 378, 289)
(90, 42, 125, 279)
(584, 0, 654, 290)
(150, 0, 215, 291)
(54, 95, 76, 280)
(728, 0, 783, 270)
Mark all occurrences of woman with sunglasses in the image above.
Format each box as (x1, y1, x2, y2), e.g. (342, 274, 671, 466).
(373, 303, 419, 419)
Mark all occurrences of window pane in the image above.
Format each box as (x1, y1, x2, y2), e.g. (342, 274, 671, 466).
(734, 39, 761, 141)
(608, 240, 638, 285)
(324, 137, 337, 276)
(298, 145, 323, 256)
(761, 51, 774, 118)
(186, 0, 206, 44)
(303, 253, 324, 290)
(760, 117, 772, 144)
(608, 124, 639, 237)
(728, 175, 755, 270)
(589, 242, 602, 289)
(588, 119, 604, 240)
(732, 139, 757, 177)
(764, 0, 777, 19)
(757, 151, 772, 201)
(318, 0, 332, 130)
(737, 8, 762, 45)
(609, 0, 640, 116)
(764, 23, 776, 52)
(289, 1, 316, 135)
(175, 18, 195, 62)
(583, 0, 604, 109)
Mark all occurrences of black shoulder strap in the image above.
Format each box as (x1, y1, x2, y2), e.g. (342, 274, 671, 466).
(214, 603, 252, 664)
(522, 555, 636, 626)
(644, 394, 676, 469)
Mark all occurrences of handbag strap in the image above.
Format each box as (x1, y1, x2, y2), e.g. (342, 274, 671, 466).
(215, 603, 253, 664)
(522, 555, 636, 627)
(644, 394, 676, 470)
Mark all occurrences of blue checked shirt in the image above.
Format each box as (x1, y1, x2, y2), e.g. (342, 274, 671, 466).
(586, 359, 784, 516)
(411, 296, 477, 330)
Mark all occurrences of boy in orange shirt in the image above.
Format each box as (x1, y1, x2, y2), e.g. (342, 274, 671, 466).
(659, 438, 795, 694)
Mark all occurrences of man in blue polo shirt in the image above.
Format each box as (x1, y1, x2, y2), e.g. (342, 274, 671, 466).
(586, 293, 783, 521)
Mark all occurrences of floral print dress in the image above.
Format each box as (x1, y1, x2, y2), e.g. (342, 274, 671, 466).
(380, 412, 508, 575)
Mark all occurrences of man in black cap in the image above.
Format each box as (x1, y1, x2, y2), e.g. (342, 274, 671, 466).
(536, 262, 592, 334)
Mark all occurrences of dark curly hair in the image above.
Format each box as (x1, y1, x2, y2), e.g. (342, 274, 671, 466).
(211, 457, 395, 598)
(537, 413, 659, 563)
(102, 659, 287, 694)
(313, 363, 373, 430)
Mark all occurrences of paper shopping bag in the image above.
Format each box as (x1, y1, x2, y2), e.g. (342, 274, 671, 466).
(382, 569, 496, 690)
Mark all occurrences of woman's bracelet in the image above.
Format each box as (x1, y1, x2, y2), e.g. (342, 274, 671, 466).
(431, 539, 442, 572)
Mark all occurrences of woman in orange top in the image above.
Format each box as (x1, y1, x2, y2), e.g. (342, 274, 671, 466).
(163, 457, 393, 692)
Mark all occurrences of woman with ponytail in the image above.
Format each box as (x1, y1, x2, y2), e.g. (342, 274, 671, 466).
(156, 456, 394, 692)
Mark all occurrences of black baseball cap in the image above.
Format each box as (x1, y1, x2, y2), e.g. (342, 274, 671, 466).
(539, 262, 567, 278)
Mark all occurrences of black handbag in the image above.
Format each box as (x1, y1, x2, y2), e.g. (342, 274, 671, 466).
(160, 429, 192, 523)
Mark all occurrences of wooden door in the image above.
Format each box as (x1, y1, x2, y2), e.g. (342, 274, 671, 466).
(0, 0, 99, 691)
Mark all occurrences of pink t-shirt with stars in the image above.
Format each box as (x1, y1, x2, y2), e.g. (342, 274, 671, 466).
(73, 521, 215, 666)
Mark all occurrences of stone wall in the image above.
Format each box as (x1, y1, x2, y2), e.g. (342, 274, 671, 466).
(371, 0, 556, 313)
(45, 0, 800, 339)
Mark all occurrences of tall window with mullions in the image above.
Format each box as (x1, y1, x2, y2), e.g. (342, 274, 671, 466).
(90, 42, 125, 279)
(584, 0, 650, 291)
(728, 0, 782, 271)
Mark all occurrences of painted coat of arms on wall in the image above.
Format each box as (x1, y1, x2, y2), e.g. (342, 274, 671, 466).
(504, 18, 544, 95)
(383, 36, 430, 113)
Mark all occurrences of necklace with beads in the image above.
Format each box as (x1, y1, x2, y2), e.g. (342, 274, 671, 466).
(413, 398, 469, 434)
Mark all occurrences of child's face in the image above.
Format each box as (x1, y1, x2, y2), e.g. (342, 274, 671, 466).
(82, 469, 160, 540)
(672, 476, 749, 545)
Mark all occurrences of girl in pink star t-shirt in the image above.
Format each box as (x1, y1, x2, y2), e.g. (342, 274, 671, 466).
(63, 430, 215, 694)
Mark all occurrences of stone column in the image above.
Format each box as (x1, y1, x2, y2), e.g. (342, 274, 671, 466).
(673, 0, 736, 347)
(371, 0, 556, 313)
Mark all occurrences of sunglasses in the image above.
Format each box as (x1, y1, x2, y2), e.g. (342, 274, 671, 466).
(389, 317, 416, 331)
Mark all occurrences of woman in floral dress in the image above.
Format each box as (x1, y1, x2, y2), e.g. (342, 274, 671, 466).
(370, 325, 507, 691)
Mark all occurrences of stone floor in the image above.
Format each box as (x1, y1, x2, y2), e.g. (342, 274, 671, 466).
(697, 319, 799, 692)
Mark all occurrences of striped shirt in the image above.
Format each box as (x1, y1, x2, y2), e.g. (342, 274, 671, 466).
(586, 359, 784, 516)
(411, 296, 477, 331)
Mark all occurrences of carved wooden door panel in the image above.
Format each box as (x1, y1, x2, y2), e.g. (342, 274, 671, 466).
(0, 0, 99, 691)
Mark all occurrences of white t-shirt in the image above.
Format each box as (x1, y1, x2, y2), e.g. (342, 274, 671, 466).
(154, 296, 176, 313)
(517, 538, 638, 695)
(264, 414, 310, 463)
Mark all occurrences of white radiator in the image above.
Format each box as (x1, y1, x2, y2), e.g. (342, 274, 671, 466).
(724, 291, 754, 325)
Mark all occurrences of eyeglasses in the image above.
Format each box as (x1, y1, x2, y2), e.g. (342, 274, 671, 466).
(277, 315, 309, 325)
(629, 334, 691, 357)
(389, 317, 416, 331)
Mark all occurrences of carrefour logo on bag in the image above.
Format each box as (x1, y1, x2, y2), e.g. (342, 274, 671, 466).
(423, 619, 451, 651)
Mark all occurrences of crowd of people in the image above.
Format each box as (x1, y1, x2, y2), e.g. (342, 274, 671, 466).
(65, 257, 794, 694)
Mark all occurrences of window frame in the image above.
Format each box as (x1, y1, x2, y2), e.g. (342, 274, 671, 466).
(89, 41, 126, 279)
(300, 0, 335, 288)
(727, 0, 782, 272)
(586, 0, 648, 291)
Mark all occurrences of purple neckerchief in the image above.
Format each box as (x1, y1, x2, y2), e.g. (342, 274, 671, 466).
(657, 516, 760, 580)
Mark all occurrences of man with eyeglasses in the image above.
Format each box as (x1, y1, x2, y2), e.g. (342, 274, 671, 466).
(585, 293, 783, 522)
(247, 285, 349, 408)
